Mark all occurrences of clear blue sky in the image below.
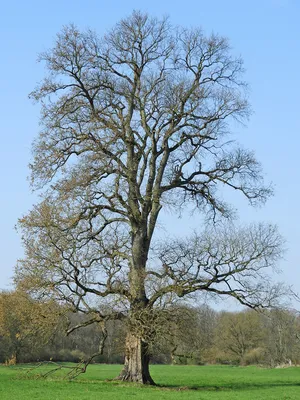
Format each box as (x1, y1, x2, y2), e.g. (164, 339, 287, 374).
(1, 0, 299, 308)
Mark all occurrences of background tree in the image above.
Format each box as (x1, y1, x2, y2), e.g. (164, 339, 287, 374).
(0, 290, 60, 364)
(154, 305, 217, 365)
(215, 310, 263, 364)
(17, 11, 286, 384)
(261, 309, 300, 366)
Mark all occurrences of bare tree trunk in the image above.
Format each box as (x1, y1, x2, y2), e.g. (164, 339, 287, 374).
(117, 332, 155, 385)
(115, 229, 155, 384)
(171, 345, 178, 365)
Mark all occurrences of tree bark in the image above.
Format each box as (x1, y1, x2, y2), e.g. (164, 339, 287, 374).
(117, 332, 155, 385)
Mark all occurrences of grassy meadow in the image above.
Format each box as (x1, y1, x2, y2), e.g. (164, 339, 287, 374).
(0, 363, 299, 399)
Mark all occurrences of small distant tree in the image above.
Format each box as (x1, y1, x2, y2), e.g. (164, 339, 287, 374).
(17, 11, 286, 384)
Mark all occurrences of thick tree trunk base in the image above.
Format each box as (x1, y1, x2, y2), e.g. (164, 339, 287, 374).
(116, 332, 155, 385)
(116, 367, 155, 385)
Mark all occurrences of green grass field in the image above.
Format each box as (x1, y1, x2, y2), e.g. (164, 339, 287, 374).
(0, 363, 299, 399)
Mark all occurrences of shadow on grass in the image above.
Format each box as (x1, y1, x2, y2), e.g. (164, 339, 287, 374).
(155, 382, 300, 392)
(95, 377, 300, 393)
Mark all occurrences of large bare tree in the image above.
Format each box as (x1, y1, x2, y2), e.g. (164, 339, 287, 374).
(17, 11, 285, 384)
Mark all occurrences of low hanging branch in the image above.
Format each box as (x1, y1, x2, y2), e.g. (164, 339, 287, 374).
(23, 323, 108, 380)
(66, 323, 108, 379)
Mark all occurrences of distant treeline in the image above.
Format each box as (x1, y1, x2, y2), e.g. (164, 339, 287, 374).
(0, 290, 299, 366)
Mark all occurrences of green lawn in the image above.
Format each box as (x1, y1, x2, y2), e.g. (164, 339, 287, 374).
(0, 363, 299, 399)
